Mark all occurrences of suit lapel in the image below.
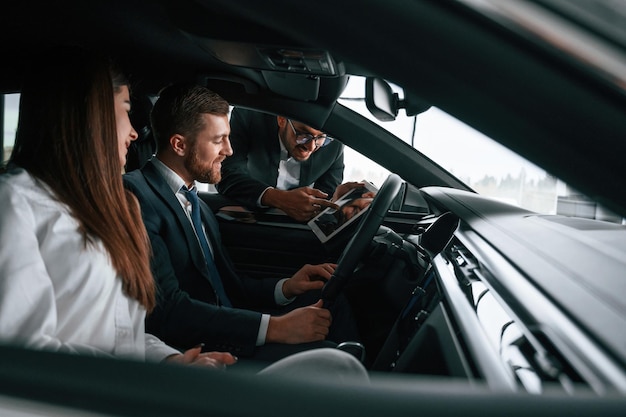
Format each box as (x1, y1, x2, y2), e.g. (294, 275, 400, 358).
(141, 162, 210, 278)
(268, 131, 281, 186)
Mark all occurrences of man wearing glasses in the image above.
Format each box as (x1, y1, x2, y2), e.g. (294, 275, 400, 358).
(218, 108, 362, 222)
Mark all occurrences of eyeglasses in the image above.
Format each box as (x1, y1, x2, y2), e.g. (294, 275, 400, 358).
(288, 119, 334, 148)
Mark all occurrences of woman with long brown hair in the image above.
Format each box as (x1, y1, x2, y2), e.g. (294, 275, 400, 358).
(0, 48, 234, 367)
(0, 49, 368, 380)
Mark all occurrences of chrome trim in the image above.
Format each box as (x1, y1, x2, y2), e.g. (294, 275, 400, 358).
(434, 255, 518, 391)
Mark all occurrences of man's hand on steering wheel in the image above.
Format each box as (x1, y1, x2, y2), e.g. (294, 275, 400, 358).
(322, 174, 403, 305)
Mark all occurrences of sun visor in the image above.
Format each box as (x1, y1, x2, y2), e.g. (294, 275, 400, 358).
(262, 71, 319, 101)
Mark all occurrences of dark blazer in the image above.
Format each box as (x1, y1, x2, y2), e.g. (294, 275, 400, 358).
(124, 161, 282, 356)
(216, 107, 345, 208)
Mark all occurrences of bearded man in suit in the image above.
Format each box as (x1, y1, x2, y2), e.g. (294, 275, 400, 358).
(124, 83, 358, 364)
(217, 107, 365, 222)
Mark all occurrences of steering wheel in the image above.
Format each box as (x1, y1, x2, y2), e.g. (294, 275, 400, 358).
(322, 173, 403, 305)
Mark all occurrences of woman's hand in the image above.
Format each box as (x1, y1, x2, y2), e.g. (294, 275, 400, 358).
(166, 344, 238, 370)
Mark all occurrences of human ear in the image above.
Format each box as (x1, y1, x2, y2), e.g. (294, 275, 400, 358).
(170, 134, 186, 156)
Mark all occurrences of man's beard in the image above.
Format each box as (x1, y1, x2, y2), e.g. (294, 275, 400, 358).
(184, 146, 221, 184)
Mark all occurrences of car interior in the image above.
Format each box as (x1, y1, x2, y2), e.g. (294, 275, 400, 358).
(1, 0, 626, 416)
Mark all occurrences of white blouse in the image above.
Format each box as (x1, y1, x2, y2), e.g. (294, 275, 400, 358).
(0, 167, 178, 362)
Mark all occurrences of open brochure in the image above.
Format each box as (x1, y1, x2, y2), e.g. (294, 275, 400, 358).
(308, 181, 378, 243)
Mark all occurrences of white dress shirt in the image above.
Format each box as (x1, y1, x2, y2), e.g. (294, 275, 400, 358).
(257, 135, 304, 208)
(0, 167, 178, 362)
(275, 137, 301, 190)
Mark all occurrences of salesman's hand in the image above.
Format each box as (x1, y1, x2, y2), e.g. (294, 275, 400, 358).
(331, 181, 376, 202)
(266, 300, 332, 344)
(262, 187, 338, 222)
(282, 263, 336, 299)
(166, 345, 238, 370)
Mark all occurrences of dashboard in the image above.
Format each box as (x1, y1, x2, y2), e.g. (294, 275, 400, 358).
(210, 181, 626, 396)
(369, 185, 626, 395)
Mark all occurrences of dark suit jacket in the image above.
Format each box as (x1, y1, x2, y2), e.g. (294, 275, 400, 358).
(216, 108, 345, 208)
(124, 161, 282, 356)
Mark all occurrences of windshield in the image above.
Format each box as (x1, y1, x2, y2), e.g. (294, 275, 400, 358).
(339, 76, 623, 223)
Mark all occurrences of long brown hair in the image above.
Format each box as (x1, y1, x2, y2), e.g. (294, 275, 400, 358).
(10, 48, 155, 311)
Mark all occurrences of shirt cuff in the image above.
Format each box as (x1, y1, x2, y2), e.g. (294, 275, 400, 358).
(145, 333, 181, 362)
(256, 314, 270, 346)
(257, 187, 273, 208)
(274, 278, 296, 305)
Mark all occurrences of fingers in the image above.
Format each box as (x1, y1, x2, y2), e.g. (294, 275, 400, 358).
(189, 351, 237, 370)
(310, 263, 335, 281)
(332, 181, 366, 201)
(311, 324, 330, 339)
(320, 263, 337, 273)
(285, 263, 337, 296)
(314, 199, 340, 210)
(309, 199, 339, 219)
(303, 187, 329, 199)
(315, 307, 332, 330)
(301, 280, 326, 292)
(174, 345, 238, 370)
(306, 301, 332, 339)
(285, 187, 341, 220)
(344, 181, 366, 189)
(318, 262, 337, 273)
(289, 202, 323, 222)
(297, 263, 336, 283)
(192, 356, 227, 370)
(203, 351, 238, 366)
(181, 343, 204, 363)
(311, 300, 332, 320)
(266, 302, 332, 344)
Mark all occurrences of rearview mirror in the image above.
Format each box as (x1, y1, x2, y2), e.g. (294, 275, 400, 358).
(365, 77, 397, 121)
(365, 77, 431, 121)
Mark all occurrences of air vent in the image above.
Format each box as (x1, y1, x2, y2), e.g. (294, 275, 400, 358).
(444, 238, 588, 394)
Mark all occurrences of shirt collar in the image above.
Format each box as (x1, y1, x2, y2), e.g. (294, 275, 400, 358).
(278, 134, 292, 162)
(150, 157, 195, 194)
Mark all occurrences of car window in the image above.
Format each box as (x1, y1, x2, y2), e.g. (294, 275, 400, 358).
(339, 76, 624, 223)
(2, 94, 19, 164)
(5, 82, 622, 225)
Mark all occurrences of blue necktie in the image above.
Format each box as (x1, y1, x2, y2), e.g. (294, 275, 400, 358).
(183, 186, 232, 307)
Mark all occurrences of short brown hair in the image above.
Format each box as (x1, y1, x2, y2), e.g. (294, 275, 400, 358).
(151, 83, 229, 152)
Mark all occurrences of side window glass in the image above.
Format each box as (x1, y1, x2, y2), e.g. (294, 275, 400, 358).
(3, 94, 20, 164)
